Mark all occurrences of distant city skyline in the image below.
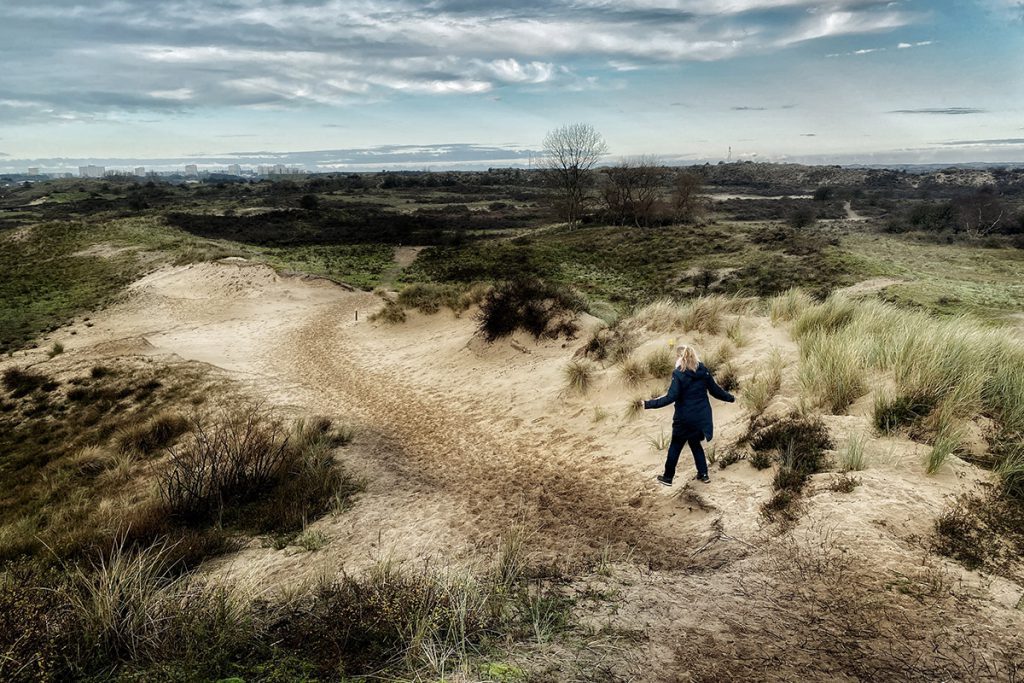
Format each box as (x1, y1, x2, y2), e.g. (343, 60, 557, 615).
(2, 1, 1023, 171)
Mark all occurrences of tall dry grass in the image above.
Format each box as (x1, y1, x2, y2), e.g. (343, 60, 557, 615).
(628, 294, 748, 335)
(784, 292, 1024, 439)
(741, 349, 784, 416)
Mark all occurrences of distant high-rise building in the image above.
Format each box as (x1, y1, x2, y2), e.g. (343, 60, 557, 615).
(27, 167, 39, 175)
(227, 164, 242, 175)
(273, 163, 287, 175)
(184, 164, 199, 177)
(135, 167, 146, 176)
(79, 165, 105, 178)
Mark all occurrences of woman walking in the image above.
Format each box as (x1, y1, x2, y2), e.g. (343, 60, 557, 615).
(639, 344, 735, 485)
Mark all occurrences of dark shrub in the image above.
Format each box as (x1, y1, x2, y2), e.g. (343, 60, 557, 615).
(788, 206, 818, 229)
(873, 393, 936, 435)
(2, 367, 52, 398)
(477, 277, 584, 342)
(749, 412, 833, 475)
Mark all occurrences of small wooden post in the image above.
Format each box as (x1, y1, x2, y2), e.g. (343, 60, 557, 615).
(355, 310, 359, 321)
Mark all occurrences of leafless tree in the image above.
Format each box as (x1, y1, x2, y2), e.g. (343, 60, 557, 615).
(672, 171, 706, 223)
(954, 187, 1005, 237)
(542, 123, 609, 228)
(602, 155, 663, 227)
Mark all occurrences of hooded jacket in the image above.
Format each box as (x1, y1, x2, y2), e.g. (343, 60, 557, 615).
(643, 363, 735, 441)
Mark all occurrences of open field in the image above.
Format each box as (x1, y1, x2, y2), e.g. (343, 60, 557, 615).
(1, 166, 1023, 680)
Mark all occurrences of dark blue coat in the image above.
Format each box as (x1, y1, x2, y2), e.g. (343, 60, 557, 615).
(643, 363, 735, 441)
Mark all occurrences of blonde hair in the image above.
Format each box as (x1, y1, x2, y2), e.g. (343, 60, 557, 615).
(676, 344, 700, 372)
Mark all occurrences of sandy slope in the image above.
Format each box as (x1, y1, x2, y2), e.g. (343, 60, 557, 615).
(21, 258, 1024, 679)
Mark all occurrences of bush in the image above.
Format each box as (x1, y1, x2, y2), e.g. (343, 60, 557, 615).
(476, 277, 584, 342)
(749, 412, 834, 474)
(370, 299, 407, 324)
(2, 367, 53, 398)
(159, 406, 358, 531)
(789, 206, 817, 229)
(396, 283, 460, 314)
(619, 356, 647, 387)
(873, 392, 936, 435)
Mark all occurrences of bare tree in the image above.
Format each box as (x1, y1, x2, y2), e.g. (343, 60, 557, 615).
(954, 187, 1005, 237)
(602, 155, 663, 227)
(542, 123, 609, 228)
(672, 171, 705, 223)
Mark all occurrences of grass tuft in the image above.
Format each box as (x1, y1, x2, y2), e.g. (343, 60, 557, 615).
(563, 359, 597, 395)
(740, 349, 783, 416)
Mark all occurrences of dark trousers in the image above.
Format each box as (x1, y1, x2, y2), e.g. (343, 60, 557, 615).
(664, 424, 706, 482)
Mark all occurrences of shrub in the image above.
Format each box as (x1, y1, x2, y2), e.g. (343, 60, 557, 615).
(873, 392, 936, 435)
(370, 299, 407, 324)
(159, 406, 358, 531)
(48, 342, 65, 358)
(397, 283, 460, 314)
(828, 474, 861, 493)
(749, 450, 772, 470)
(477, 277, 583, 342)
(717, 449, 745, 470)
(750, 412, 833, 477)
(2, 367, 52, 398)
(563, 359, 597, 395)
(788, 206, 817, 229)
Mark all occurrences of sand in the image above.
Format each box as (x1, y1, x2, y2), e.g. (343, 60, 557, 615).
(14, 258, 1023, 679)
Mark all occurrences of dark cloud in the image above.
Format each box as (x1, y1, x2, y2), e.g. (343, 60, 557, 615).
(801, 133, 817, 137)
(889, 107, 989, 115)
(732, 106, 768, 111)
(936, 138, 1024, 146)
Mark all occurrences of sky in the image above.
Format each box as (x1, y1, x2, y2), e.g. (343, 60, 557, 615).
(1, 0, 1022, 172)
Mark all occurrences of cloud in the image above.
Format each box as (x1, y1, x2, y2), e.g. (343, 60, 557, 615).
(889, 108, 989, 115)
(0, 143, 543, 171)
(935, 138, 1024, 146)
(801, 133, 817, 137)
(0, 0, 925, 121)
(732, 106, 767, 111)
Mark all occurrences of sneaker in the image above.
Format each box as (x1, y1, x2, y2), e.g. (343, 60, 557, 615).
(698, 473, 711, 484)
(656, 475, 673, 487)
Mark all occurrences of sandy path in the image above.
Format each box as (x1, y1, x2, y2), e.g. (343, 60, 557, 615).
(265, 298, 706, 568)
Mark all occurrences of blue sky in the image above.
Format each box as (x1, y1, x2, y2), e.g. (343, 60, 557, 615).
(1, 0, 1022, 171)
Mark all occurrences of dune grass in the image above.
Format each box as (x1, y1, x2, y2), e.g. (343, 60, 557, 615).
(798, 332, 868, 414)
(644, 347, 675, 379)
(563, 359, 597, 395)
(768, 288, 814, 324)
(784, 292, 1024, 444)
(840, 433, 868, 472)
(741, 349, 784, 416)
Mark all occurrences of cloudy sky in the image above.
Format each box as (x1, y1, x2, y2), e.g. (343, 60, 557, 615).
(1, 0, 1022, 171)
